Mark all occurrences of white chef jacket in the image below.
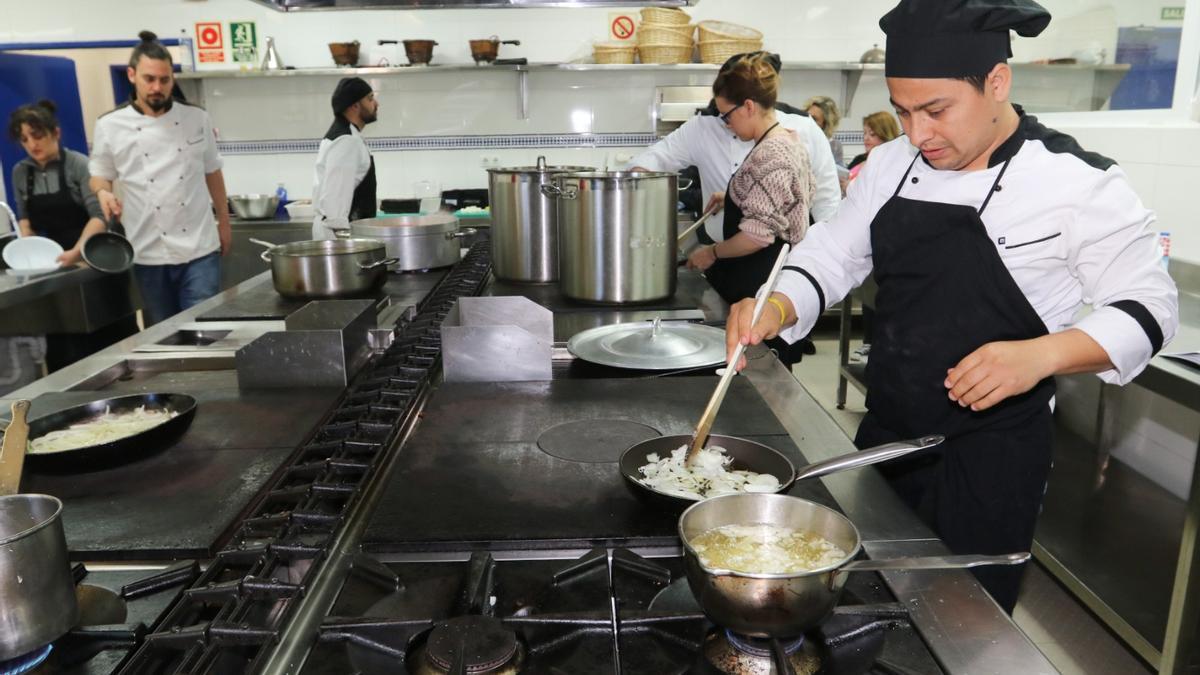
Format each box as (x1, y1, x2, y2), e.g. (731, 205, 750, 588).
(89, 101, 222, 266)
(311, 124, 372, 240)
(773, 110, 1179, 385)
(628, 111, 841, 241)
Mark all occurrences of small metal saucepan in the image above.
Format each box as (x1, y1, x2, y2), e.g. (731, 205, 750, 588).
(619, 434, 944, 507)
(251, 237, 398, 299)
(679, 493, 1031, 637)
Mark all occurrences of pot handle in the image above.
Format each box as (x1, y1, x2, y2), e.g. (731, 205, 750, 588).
(446, 228, 478, 240)
(678, 178, 694, 191)
(248, 237, 276, 263)
(501, 40, 521, 46)
(540, 184, 562, 199)
(840, 552, 1031, 573)
(792, 434, 944, 482)
(334, 228, 352, 239)
(359, 257, 399, 271)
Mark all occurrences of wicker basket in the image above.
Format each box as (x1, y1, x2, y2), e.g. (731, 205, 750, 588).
(697, 20, 764, 42)
(641, 7, 690, 26)
(593, 42, 637, 65)
(638, 43, 693, 65)
(636, 23, 695, 47)
(698, 38, 764, 64)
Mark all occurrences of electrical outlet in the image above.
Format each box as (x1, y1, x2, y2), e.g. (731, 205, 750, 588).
(479, 155, 500, 168)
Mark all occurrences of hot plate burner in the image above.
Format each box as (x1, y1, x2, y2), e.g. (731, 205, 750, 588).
(412, 616, 524, 675)
(0, 645, 53, 675)
(704, 629, 820, 675)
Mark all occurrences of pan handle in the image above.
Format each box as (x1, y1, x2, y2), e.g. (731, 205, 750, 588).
(792, 434, 944, 482)
(501, 40, 521, 46)
(249, 237, 276, 263)
(359, 257, 400, 271)
(840, 552, 1031, 573)
(446, 228, 478, 240)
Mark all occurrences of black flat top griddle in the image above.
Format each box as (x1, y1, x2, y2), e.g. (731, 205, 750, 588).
(363, 377, 838, 553)
(12, 370, 342, 560)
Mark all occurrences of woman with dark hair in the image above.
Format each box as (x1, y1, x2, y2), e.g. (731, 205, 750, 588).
(688, 53, 817, 364)
(8, 100, 107, 265)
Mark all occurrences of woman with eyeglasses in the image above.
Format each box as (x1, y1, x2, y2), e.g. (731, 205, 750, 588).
(686, 53, 816, 364)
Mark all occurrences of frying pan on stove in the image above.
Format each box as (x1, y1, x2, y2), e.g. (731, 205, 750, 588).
(0, 393, 197, 472)
(619, 433, 945, 508)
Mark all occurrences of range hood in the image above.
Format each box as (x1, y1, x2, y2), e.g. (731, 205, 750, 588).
(248, 0, 694, 9)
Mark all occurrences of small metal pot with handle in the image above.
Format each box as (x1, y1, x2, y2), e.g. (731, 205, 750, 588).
(251, 238, 397, 299)
(0, 401, 79, 660)
(349, 214, 475, 271)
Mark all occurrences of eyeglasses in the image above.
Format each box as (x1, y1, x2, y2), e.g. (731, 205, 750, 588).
(720, 103, 744, 125)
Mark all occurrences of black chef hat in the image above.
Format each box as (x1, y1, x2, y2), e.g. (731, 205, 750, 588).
(331, 77, 373, 115)
(881, 0, 1051, 78)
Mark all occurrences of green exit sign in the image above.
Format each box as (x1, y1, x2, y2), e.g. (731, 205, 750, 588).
(1162, 6, 1185, 20)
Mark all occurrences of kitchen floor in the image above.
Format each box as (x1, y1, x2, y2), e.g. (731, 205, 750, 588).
(792, 331, 1155, 675)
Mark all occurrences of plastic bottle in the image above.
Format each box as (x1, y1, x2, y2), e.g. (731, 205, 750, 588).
(1159, 231, 1171, 272)
(178, 29, 195, 72)
(275, 183, 288, 219)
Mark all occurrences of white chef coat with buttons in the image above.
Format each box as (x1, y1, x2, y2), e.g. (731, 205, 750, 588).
(772, 110, 1179, 385)
(311, 124, 372, 240)
(628, 111, 841, 242)
(89, 101, 223, 266)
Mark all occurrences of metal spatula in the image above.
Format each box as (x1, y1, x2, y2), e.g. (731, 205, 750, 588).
(0, 400, 32, 495)
(685, 244, 791, 466)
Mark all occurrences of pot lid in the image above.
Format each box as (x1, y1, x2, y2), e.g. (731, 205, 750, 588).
(489, 155, 594, 175)
(567, 318, 727, 370)
(269, 238, 385, 256)
(351, 213, 459, 236)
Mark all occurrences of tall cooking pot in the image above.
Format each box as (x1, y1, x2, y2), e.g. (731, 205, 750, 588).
(487, 156, 594, 283)
(350, 214, 475, 271)
(0, 494, 79, 660)
(543, 170, 677, 304)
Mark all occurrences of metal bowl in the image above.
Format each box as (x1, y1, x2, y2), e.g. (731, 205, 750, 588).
(229, 194, 280, 220)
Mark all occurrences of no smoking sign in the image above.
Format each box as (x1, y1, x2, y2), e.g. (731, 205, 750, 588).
(609, 13, 637, 42)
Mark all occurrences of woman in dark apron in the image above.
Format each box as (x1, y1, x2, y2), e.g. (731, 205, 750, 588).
(687, 54, 816, 365)
(8, 101, 136, 371)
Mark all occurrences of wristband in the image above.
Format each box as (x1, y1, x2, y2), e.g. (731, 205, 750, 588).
(766, 296, 789, 325)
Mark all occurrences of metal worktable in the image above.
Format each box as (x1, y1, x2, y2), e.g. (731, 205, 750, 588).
(0, 264, 135, 335)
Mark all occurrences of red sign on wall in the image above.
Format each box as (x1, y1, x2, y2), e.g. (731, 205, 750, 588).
(195, 22, 224, 50)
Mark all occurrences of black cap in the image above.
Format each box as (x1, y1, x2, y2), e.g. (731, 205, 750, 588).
(881, 0, 1051, 78)
(331, 77, 373, 115)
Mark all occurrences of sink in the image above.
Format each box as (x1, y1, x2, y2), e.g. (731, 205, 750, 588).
(156, 329, 232, 347)
(132, 321, 284, 354)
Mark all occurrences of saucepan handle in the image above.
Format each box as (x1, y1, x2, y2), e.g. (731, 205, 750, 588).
(841, 552, 1031, 573)
(446, 228, 478, 240)
(792, 434, 945, 482)
(540, 184, 562, 199)
(359, 257, 399, 271)
(248, 238, 276, 263)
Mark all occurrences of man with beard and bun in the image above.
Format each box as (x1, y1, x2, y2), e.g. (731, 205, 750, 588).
(89, 31, 231, 326)
(311, 77, 379, 240)
(725, 0, 1178, 613)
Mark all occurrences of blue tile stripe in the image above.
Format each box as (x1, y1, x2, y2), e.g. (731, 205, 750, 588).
(217, 132, 661, 155)
(834, 130, 864, 144)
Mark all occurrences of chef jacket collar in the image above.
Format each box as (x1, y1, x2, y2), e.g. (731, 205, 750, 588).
(130, 98, 174, 116)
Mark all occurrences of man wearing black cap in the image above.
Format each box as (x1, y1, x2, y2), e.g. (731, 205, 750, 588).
(726, 0, 1178, 613)
(312, 77, 378, 239)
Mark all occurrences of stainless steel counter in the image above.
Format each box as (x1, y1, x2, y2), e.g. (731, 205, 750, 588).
(0, 265, 135, 335)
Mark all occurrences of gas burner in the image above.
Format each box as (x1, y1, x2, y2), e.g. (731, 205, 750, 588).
(412, 616, 524, 675)
(0, 645, 53, 675)
(704, 630, 820, 675)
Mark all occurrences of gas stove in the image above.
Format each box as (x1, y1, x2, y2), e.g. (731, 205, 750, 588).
(303, 548, 942, 674)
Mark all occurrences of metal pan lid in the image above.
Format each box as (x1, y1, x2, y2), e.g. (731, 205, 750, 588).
(567, 318, 727, 370)
(351, 214, 459, 236)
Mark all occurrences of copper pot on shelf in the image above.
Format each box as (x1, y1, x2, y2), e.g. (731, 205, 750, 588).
(328, 41, 361, 66)
(403, 39, 438, 65)
(469, 36, 521, 64)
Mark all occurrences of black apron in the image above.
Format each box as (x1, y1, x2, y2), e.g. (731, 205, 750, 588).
(25, 160, 90, 250)
(349, 155, 377, 222)
(855, 152, 1056, 613)
(703, 123, 788, 305)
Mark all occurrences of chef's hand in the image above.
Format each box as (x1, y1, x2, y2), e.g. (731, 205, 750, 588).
(945, 339, 1055, 411)
(725, 292, 794, 371)
(56, 248, 82, 267)
(687, 245, 717, 271)
(705, 191, 725, 215)
(97, 189, 122, 221)
(218, 222, 232, 256)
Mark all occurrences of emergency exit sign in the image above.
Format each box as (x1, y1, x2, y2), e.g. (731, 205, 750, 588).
(1162, 6, 1185, 20)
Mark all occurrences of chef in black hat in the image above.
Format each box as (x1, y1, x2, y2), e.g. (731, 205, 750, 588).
(311, 77, 379, 239)
(726, 0, 1178, 612)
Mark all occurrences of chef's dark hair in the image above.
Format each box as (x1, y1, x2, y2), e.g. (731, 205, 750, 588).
(956, 73, 990, 93)
(129, 30, 173, 68)
(7, 100, 58, 142)
(712, 52, 778, 110)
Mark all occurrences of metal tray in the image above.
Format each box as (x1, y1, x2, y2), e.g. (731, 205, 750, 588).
(566, 318, 726, 370)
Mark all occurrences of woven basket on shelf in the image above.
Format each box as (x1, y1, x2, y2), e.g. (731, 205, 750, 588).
(593, 42, 637, 64)
(638, 43, 693, 65)
(698, 38, 764, 64)
(641, 7, 690, 26)
(697, 20, 764, 42)
(636, 23, 695, 47)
